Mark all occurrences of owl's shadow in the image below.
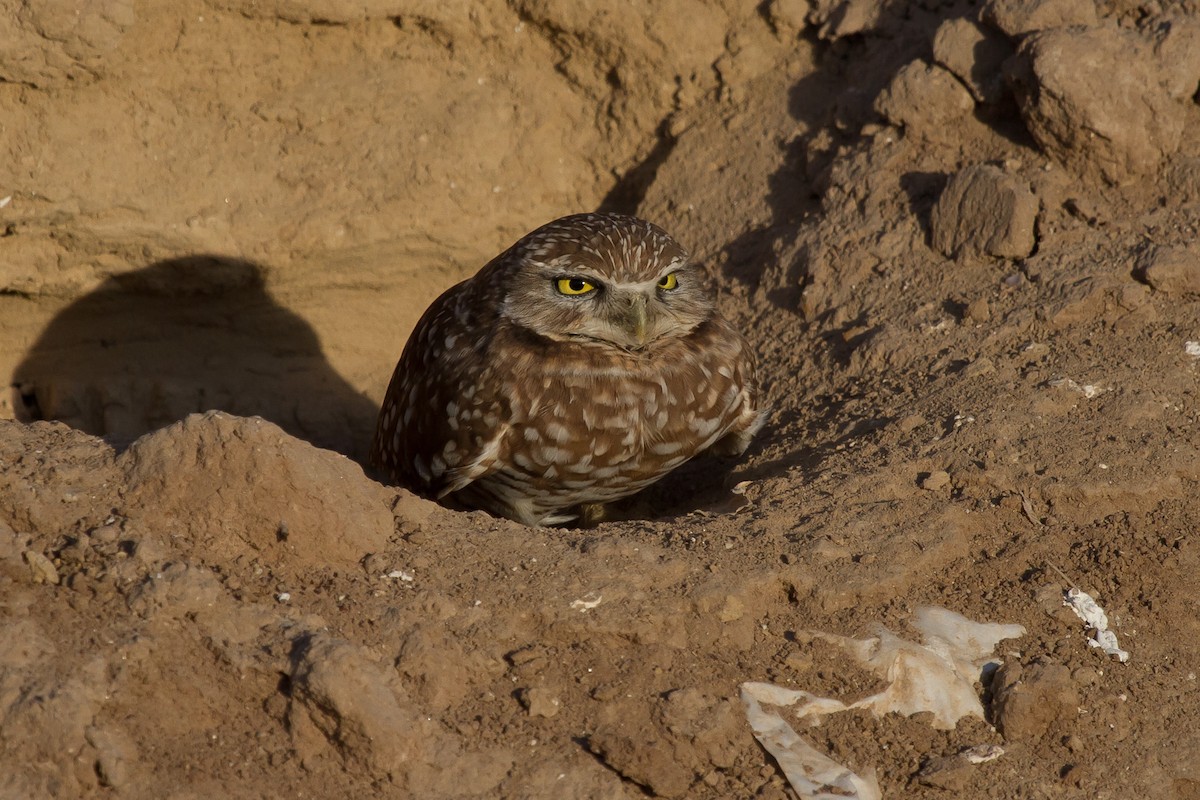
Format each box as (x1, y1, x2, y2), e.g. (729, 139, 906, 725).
(10, 255, 377, 462)
(600, 452, 752, 525)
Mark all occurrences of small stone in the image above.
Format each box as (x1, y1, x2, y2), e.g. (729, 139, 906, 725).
(810, 0, 884, 39)
(962, 357, 996, 378)
(964, 297, 992, 322)
(1061, 763, 1086, 787)
(932, 17, 1014, 104)
(520, 687, 561, 718)
(875, 60, 974, 132)
(784, 650, 814, 672)
(1138, 245, 1200, 296)
(767, 0, 811, 36)
(932, 164, 1038, 260)
(23, 550, 60, 585)
(896, 414, 927, 434)
(915, 754, 973, 791)
(717, 595, 745, 623)
(919, 470, 951, 491)
(1153, 16, 1200, 101)
(87, 726, 136, 788)
(991, 659, 1080, 741)
(90, 524, 120, 544)
(983, 0, 1097, 36)
(1116, 283, 1149, 310)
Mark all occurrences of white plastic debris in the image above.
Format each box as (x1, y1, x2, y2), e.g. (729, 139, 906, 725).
(1064, 587, 1129, 662)
(569, 592, 602, 611)
(1048, 378, 1104, 398)
(961, 744, 1004, 764)
(741, 607, 1024, 800)
(742, 683, 881, 800)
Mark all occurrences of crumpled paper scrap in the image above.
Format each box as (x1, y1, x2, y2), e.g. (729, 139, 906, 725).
(741, 606, 1025, 800)
(1063, 587, 1129, 662)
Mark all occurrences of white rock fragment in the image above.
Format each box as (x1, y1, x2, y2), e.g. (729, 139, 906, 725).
(276, 592, 291, 603)
(1185, 341, 1200, 359)
(385, 569, 415, 582)
(1064, 588, 1130, 662)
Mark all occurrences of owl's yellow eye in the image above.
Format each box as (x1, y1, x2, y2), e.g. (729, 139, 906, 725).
(555, 277, 597, 296)
(657, 273, 678, 290)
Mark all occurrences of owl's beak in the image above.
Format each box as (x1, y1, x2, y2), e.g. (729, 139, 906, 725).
(625, 295, 649, 346)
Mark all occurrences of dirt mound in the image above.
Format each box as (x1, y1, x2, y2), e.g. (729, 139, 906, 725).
(4, 0, 1200, 797)
(119, 411, 404, 571)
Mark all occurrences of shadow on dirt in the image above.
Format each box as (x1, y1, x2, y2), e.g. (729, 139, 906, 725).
(10, 255, 377, 463)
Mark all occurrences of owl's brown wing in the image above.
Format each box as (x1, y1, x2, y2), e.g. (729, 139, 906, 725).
(709, 323, 767, 456)
(370, 271, 513, 500)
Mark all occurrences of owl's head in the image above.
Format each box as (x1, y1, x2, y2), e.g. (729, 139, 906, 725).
(498, 213, 714, 351)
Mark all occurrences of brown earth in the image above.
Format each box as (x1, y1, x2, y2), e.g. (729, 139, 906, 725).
(3, 0, 1200, 798)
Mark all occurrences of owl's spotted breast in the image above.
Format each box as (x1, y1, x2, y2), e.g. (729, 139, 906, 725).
(370, 212, 763, 526)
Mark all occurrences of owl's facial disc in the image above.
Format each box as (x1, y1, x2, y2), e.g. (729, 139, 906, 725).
(500, 243, 714, 351)
(567, 280, 689, 351)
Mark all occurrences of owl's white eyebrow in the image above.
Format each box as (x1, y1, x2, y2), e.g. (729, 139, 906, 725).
(536, 263, 608, 282)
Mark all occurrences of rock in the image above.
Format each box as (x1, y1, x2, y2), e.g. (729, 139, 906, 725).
(875, 60, 975, 132)
(920, 470, 951, 491)
(932, 164, 1038, 260)
(983, 0, 1097, 37)
(1167, 156, 1200, 205)
(767, 0, 812, 36)
(520, 687, 562, 718)
(1151, 15, 1200, 101)
(962, 356, 995, 378)
(1138, 245, 1200, 297)
(1005, 26, 1184, 185)
(23, 550, 60, 585)
(287, 635, 424, 778)
(933, 17, 1014, 105)
(809, 0, 885, 39)
(915, 754, 974, 791)
(119, 412, 398, 571)
(991, 659, 1079, 740)
(86, 726, 138, 789)
(964, 297, 992, 322)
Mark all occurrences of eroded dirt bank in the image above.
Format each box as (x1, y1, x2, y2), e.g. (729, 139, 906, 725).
(3, 0, 1200, 797)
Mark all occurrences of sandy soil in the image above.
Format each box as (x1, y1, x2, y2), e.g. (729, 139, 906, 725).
(3, 0, 1200, 797)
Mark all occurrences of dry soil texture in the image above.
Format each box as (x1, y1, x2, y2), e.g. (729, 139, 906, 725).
(3, 0, 1200, 798)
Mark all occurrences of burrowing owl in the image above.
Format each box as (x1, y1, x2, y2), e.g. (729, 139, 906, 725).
(370, 212, 763, 526)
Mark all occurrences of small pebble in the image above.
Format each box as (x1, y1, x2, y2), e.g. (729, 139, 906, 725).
(920, 470, 951, 491)
(520, 687, 561, 718)
(23, 551, 60, 585)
